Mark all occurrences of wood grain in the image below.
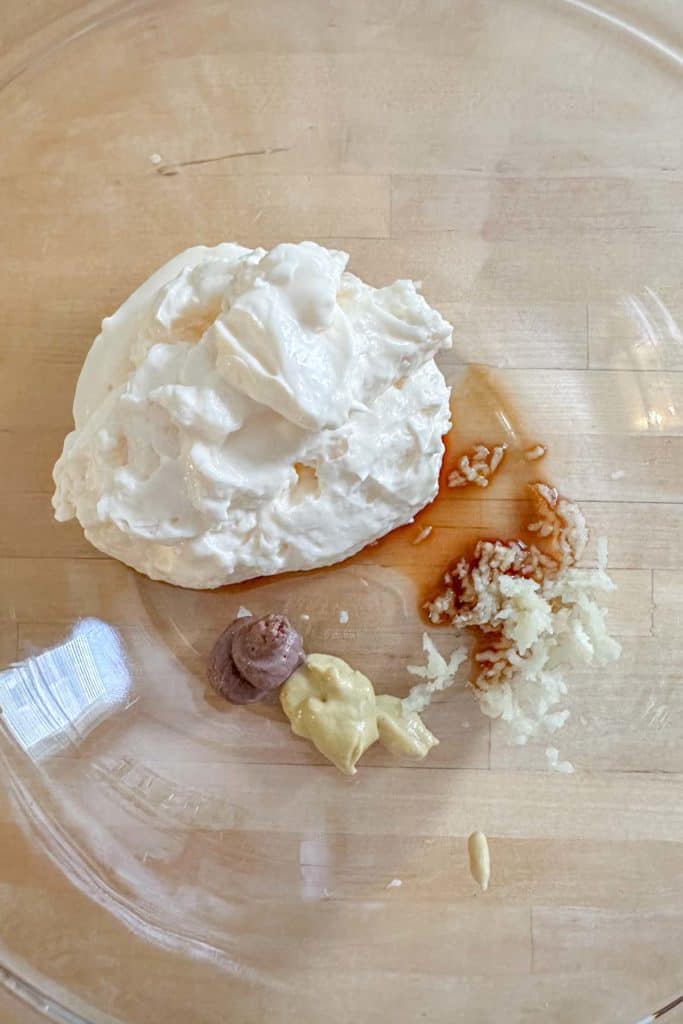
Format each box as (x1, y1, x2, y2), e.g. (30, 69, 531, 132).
(0, 2, 682, 1023)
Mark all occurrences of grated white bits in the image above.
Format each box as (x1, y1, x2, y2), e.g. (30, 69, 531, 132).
(545, 746, 575, 774)
(403, 634, 468, 714)
(447, 444, 507, 489)
(339, 610, 349, 625)
(413, 525, 433, 545)
(236, 605, 253, 619)
(427, 485, 621, 747)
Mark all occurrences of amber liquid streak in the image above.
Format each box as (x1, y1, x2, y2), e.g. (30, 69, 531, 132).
(344, 366, 551, 614)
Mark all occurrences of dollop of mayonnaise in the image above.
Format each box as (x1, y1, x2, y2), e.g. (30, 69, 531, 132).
(52, 242, 452, 588)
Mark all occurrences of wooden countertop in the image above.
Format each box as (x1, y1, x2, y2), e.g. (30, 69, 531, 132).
(0, 2, 681, 1022)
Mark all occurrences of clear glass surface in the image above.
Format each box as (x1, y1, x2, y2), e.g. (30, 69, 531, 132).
(0, 2, 681, 1021)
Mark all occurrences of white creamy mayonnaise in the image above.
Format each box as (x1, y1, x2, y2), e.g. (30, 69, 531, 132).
(53, 241, 452, 588)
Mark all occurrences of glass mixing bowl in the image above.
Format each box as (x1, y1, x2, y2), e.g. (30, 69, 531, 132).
(0, 2, 681, 1021)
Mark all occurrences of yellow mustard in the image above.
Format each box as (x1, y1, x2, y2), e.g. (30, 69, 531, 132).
(280, 653, 438, 774)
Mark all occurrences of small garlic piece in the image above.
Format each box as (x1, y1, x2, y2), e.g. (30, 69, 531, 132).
(413, 525, 433, 545)
(524, 444, 547, 462)
(468, 831, 491, 892)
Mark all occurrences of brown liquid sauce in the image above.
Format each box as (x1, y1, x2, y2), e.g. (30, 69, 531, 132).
(343, 365, 552, 617)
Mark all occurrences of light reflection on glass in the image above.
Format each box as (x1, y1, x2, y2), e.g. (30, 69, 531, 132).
(621, 289, 682, 435)
(0, 618, 131, 759)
